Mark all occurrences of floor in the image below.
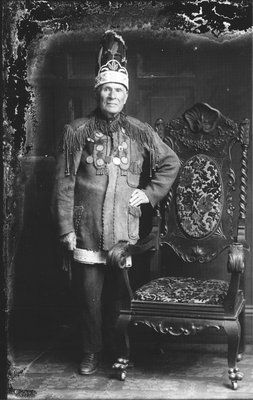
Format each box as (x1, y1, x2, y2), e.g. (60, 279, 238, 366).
(7, 333, 253, 400)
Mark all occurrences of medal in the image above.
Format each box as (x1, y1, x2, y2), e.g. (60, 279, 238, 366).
(121, 157, 128, 164)
(113, 157, 121, 165)
(96, 144, 104, 151)
(97, 158, 104, 166)
(122, 141, 128, 149)
(86, 156, 93, 164)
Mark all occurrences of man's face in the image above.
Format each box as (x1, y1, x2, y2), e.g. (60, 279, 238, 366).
(98, 83, 128, 118)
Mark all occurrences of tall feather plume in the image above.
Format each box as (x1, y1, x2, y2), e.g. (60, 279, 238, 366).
(96, 30, 127, 74)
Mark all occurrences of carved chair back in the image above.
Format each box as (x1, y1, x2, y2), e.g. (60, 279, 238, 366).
(156, 103, 249, 275)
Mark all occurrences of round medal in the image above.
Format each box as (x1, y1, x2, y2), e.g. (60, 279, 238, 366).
(113, 157, 121, 165)
(118, 145, 123, 151)
(96, 144, 104, 151)
(97, 158, 104, 166)
(122, 141, 128, 149)
(86, 155, 93, 164)
(121, 157, 128, 164)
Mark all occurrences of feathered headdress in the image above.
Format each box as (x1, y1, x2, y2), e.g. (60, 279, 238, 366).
(94, 30, 129, 90)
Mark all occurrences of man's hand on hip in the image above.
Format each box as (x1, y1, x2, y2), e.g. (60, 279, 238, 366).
(129, 189, 149, 207)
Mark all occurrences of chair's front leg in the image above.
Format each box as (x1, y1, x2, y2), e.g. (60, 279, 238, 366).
(237, 307, 245, 360)
(224, 320, 244, 390)
(112, 313, 131, 381)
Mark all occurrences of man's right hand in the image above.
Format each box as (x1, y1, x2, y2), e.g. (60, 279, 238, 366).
(59, 231, 77, 251)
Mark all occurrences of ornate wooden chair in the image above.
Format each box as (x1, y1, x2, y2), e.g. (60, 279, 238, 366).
(110, 103, 250, 390)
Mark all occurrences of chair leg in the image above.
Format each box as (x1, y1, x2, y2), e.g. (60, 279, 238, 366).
(224, 320, 244, 390)
(112, 314, 131, 381)
(237, 308, 245, 361)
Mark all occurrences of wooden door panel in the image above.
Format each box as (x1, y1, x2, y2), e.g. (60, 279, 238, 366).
(150, 95, 187, 126)
(68, 89, 96, 121)
(137, 86, 195, 126)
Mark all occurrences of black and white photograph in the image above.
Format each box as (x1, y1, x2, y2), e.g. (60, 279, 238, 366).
(2, 1, 253, 399)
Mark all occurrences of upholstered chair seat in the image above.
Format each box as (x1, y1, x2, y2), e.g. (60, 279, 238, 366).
(134, 277, 229, 305)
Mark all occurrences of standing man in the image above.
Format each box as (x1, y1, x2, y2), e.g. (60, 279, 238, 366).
(52, 30, 180, 375)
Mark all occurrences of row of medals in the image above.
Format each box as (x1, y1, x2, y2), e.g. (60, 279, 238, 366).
(86, 128, 129, 168)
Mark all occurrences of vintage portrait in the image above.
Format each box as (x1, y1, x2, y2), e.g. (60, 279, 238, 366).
(2, 1, 252, 399)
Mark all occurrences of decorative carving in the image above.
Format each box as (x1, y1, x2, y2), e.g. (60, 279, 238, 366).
(225, 136, 237, 239)
(191, 245, 206, 257)
(238, 119, 249, 223)
(168, 121, 231, 153)
(161, 241, 222, 263)
(240, 118, 250, 146)
(227, 167, 236, 221)
(227, 243, 245, 274)
(160, 188, 173, 237)
(228, 367, 244, 388)
(166, 104, 238, 154)
(213, 225, 226, 239)
(133, 320, 221, 336)
(183, 102, 221, 134)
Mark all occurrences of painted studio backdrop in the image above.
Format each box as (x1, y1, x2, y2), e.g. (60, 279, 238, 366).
(2, 0, 252, 361)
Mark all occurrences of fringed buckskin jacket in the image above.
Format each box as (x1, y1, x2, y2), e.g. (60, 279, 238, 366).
(52, 108, 180, 263)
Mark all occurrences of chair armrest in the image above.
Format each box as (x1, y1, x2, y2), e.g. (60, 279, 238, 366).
(224, 243, 245, 314)
(227, 243, 245, 274)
